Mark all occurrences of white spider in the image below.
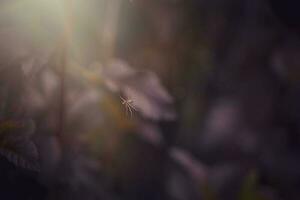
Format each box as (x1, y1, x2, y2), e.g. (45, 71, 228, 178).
(120, 96, 137, 117)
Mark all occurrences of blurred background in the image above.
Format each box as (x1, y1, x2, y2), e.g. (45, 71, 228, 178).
(0, 0, 300, 199)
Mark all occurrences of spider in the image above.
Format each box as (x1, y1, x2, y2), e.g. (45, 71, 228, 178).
(120, 96, 137, 117)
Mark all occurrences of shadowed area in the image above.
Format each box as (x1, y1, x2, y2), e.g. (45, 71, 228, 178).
(0, 0, 300, 199)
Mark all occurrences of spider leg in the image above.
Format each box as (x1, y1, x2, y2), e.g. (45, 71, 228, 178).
(128, 106, 133, 117)
(125, 104, 129, 116)
(128, 103, 137, 111)
(120, 96, 126, 103)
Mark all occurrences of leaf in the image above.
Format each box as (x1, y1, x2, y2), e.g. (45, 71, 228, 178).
(169, 147, 208, 182)
(101, 59, 177, 120)
(136, 120, 164, 146)
(0, 119, 40, 171)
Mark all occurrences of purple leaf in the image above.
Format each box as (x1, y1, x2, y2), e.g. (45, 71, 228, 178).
(102, 60, 177, 120)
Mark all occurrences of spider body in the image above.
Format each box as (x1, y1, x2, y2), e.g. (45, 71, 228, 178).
(120, 96, 137, 117)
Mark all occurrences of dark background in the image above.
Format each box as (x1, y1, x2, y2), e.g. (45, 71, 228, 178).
(0, 0, 300, 199)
